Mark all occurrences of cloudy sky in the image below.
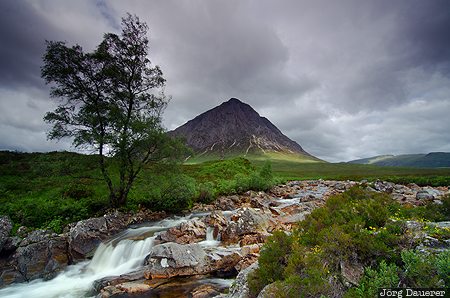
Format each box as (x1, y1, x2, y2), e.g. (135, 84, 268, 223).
(1, 0, 449, 162)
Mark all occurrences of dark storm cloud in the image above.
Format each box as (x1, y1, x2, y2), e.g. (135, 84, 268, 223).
(0, 1, 55, 88)
(1, 0, 449, 161)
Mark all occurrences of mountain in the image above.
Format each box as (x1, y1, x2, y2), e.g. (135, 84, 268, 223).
(348, 152, 450, 168)
(170, 98, 319, 162)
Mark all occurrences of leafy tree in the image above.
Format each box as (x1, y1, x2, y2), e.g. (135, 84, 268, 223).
(42, 14, 179, 207)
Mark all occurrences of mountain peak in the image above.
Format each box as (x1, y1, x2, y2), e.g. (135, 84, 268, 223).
(170, 98, 317, 160)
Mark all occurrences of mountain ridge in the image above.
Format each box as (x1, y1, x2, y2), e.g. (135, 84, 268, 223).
(169, 98, 319, 162)
(348, 152, 450, 168)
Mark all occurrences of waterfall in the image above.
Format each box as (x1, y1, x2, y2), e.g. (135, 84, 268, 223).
(199, 226, 220, 247)
(0, 215, 199, 298)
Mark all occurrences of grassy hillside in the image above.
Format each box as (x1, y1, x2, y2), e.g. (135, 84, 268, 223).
(1, 150, 450, 231)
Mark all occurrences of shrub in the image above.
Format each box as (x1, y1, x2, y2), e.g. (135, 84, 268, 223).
(142, 174, 196, 213)
(197, 181, 215, 203)
(346, 261, 399, 298)
(249, 231, 293, 297)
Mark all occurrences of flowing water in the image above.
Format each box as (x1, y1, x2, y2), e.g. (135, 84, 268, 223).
(0, 213, 223, 298)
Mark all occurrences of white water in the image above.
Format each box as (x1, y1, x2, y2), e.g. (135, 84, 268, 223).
(0, 214, 207, 298)
(198, 226, 220, 247)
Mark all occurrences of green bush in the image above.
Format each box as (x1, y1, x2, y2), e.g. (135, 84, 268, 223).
(197, 181, 215, 203)
(346, 261, 399, 298)
(248, 231, 293, 297)
(141, 174, 196, 213)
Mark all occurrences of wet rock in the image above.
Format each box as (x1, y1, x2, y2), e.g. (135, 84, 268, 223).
(204, 211, 228, 239)
(144, 243, 208, 279)
(68, 212, 128, 261)
(190, 284, 220, 298)
(156, 218, 207, 244)
(68, 217, 107, 261)
(0, 216, 12, 253)
(2, 236, 21, 254)
(0, 267, 25, 287)
(15, 230, 69, 281)
(217, 261, 259, 298)
(93, 269, 145, 292)
(207, 249, 241, 277)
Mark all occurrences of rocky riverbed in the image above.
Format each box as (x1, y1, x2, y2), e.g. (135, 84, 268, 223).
(0, 180, 448, 297)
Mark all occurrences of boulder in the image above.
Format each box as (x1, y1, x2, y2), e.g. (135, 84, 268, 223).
(0, 216, 12, 253)
(373, 180, 394, 193)
(221, 208, 272, 244)
(144, 243, 208, 279)
(156, 218, 207, 244)
(68, 212, 128, 261)
(416, 190, 435, 200)
(215, 195, 241, 210)
(207, 249, 241, 276)
(217, 261, 259, 298)
(190, 284, 220, 298)
(15, 230, 69, 281)
(204, 211, 228, 239)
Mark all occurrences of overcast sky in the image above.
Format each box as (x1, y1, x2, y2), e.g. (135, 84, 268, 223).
(1, 0, 449, 162)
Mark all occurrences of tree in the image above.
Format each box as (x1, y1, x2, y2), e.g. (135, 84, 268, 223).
(42, 14, 178, 207)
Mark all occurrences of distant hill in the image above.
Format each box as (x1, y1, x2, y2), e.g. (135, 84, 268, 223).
(169, 98, 320, 163)
(348, 152, 450, 168)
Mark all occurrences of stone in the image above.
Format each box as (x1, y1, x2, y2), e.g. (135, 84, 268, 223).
(144, 243, 208, 279)
(204, 210, 228, 239)
(215, 196, 237, 211)
(219, 261, 259, 298)
(156, 218, 207, 244)
(0, 216, 12, 253)
(68, 212, 128, 261)
(416, 190, 434, 200)
(340, 260, 364, 286)
(221, 208, 272, 244)
(190, 284, 220, 298)
(15, 231, 69, 281)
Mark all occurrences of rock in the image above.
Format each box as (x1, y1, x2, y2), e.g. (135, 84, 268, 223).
(221, 208, 272, 244)
(257, 283, 280, 298)
(156, 218, 207, 244)
(204, 210, 228, 239)
(68, 212, 128, 261)
(93, 269, 145, 292)
(144, 243, 208, 279)
(219, 261, 259, 298)
(239, 233, 268, 246)
(0, 216, 12, 253)
(2, 236, 21, 254)
(68, 216, 107, 261)
(207, 249, 241, 276)
(235, 253, 259, 272)
(15, 226, 29, 238)
(215, 196, 238, 211)
(340, 260, 364, 286)
(416, 190, 435, 200)
(190, 284, 220, 298)
(0, 268, 25, 287)
(15, 230, 69, 281)
(373, 180, 394, 193)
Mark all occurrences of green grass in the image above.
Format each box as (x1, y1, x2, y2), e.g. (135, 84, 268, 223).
(1, 150, 450, 231)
